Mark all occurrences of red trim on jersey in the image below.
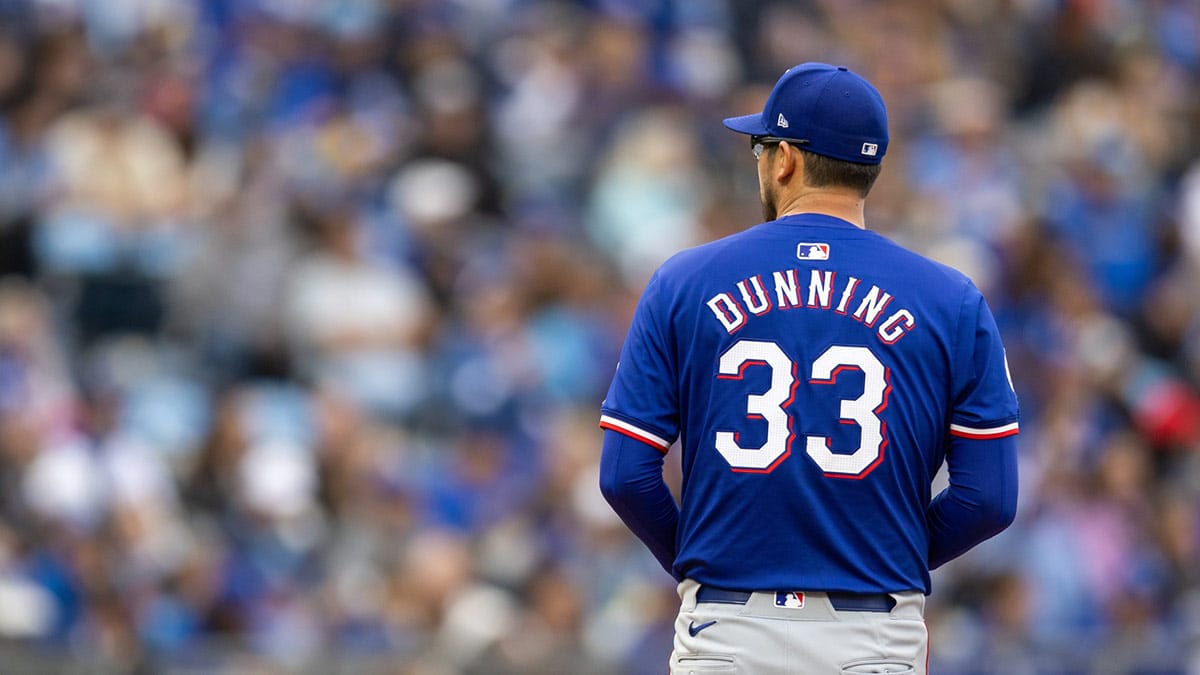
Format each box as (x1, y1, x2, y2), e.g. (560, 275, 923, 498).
(716, 358, 769, 380)
(599, 419, 670, 453)
(949, 422, 1019, 440)
(809, 364, 859, 384)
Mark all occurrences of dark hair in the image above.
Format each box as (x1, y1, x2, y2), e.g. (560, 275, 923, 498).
(798, 148, 882, 197)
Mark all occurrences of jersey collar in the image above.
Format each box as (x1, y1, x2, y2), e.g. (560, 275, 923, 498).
(772, 213, 862, 229)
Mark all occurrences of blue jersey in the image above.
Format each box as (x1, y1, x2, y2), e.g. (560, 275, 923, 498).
(600, 213, 1019, 594)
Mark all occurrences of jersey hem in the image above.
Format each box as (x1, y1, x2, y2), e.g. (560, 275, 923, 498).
(680, 576, 930, 596)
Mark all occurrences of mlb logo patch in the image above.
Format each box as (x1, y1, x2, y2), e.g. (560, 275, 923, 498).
(861, 142, 878, 157)
(796, 243, 830, 260)
(775, 592, 805, 609)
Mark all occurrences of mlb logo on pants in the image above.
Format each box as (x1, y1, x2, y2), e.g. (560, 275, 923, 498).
(775, 591, 805, 608)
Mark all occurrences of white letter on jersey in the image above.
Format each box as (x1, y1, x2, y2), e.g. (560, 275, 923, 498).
(852, 285, 893, 327)
(877, 309, 915, 344)
(808, 270, 833, 309)
(707, 293, 747, 333)
(807, 346, 889, 477)
(737, 276, 772, 315)
(835, 276, 860, 314)
(773, 269, 802, 308)
(715, 340, 796, 472)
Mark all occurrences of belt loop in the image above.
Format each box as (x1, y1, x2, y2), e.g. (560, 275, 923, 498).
(679, 578, 701, 610)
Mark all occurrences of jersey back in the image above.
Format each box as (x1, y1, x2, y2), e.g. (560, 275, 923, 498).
(600, 213, 1019, 594)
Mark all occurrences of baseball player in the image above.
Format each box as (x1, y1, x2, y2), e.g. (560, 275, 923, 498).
(599, 63, 1019, 674)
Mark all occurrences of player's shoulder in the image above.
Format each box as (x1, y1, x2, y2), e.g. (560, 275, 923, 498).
(650, 229, 786, 308)
(861, 229, 979, 300)
(666, 229, 752, 267)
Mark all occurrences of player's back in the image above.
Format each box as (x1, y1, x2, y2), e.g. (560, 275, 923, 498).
(640, 213, 995, 594)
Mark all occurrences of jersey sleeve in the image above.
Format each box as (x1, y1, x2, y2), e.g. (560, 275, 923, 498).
(600, 272, 680, 452)
(949, 283, 1019, 439)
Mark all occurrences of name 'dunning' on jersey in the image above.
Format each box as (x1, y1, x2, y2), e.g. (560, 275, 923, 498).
(705, 266, 916, 344)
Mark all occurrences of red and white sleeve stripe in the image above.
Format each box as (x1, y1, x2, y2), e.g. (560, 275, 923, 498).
(599, 415, 672, 452)
(948, 421, 1019, 440)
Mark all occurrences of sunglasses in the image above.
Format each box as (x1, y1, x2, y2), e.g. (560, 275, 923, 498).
(751, 135, 809, 159)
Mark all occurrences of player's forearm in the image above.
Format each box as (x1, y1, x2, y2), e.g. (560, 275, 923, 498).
(926, 435, 1018, 569)
(599, 430, 680, 577)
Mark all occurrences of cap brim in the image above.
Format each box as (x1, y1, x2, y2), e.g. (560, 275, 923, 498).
(723, 113, 768, 136)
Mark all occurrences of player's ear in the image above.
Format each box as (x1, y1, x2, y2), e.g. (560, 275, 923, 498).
(775, 141, 798, 184)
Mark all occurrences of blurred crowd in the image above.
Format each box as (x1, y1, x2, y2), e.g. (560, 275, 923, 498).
(0, 0, 1198, 673)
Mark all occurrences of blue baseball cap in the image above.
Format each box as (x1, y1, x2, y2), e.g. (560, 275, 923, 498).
(724, 62, 889, 165)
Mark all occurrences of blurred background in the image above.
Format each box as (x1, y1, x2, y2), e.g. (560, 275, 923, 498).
(0, 0, 1197, 673)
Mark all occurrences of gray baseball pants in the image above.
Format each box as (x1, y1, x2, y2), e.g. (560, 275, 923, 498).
(670, 578, 928, 674)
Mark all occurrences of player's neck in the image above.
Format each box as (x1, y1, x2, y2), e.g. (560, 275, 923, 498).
(774, 189, 866, 229)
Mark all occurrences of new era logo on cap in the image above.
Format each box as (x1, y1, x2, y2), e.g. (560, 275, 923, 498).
(861, 142, 878, 157)
(777, 113, 789, 128)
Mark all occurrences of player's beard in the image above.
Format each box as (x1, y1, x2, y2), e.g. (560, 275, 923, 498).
(760, 176, 778, 222)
